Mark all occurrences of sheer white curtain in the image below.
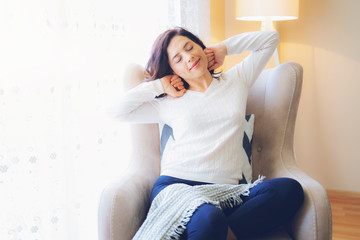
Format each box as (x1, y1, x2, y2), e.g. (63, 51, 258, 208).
(169, 0, 210, 45)
(0, 0, 209, 239)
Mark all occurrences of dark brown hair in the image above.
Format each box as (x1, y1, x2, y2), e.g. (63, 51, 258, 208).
(145, 27, 218, 89)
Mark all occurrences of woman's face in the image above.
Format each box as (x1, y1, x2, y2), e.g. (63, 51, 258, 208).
(167, 35, 208, 81)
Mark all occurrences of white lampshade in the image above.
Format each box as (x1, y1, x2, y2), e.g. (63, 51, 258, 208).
(236, 0, 299, 21)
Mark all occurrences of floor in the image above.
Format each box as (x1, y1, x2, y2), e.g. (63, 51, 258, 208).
(327, 190, 360, 240)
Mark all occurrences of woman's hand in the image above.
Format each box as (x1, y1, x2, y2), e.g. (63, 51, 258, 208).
(160, 75, 186, 98)
(204, 42, 227, 71)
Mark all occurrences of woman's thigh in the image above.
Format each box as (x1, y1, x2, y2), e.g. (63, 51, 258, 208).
(225, 178, 304, 239)
(150, 175, 210, 203)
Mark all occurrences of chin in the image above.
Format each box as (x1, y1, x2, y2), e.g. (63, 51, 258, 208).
(196, 65, 209, 75)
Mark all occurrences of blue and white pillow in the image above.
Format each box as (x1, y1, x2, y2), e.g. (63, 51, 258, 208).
(159, 114, 255, 184)
(239, 114, 255, 184)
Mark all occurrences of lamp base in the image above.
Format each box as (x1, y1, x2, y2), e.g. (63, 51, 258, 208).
(261, 17, 274, 31)
(261, 18, 279, 66)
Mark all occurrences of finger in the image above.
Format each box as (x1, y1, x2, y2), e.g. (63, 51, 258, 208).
(171, 75, 182, 83)
(204, 49, 213, 54)
(175, 89, 186, 97)
(171, 80, 183, 88)
(209, 62, 219, 71)
(172, 82, 182, 88)
(208, 59, 215, 67)
(206, 53, 214, 59)
(173, 80, 184, 86)
(209, 63, 219, 71)
(207, 55, 215, 62)
(170, 75, 180, 82)
(175, 85, 184, 91)
(204, 51, 214, 58)
(208, 63, 215, 71)
(171, 77, 182, 84)
(205, 52, 214, 58)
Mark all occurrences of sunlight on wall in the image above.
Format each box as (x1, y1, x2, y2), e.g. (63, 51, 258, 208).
(280, 41, 360, 191)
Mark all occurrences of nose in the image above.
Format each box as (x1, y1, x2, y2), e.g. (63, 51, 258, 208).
(184, 52, 194, 63)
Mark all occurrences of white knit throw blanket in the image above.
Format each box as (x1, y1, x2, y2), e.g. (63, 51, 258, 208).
(132, 176, 265, 240)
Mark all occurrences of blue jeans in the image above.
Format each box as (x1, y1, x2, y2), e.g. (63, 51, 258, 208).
(150, 176, 304, 240)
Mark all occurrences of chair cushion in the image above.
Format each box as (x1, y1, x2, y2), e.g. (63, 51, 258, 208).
(159, 114, 255, 184)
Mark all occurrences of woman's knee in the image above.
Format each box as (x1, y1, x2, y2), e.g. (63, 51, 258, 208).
(281, 178, 304, 207)
(186, 204, 228, 240)
(267, 178, 304, 210)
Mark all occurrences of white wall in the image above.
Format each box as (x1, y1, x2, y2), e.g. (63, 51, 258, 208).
(222, 0, 360, 192)
(279, 0, 360, 192)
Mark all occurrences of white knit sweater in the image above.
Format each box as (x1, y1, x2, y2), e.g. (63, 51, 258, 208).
(108, 30, 279, 184)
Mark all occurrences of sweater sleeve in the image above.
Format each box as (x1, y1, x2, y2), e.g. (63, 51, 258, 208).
(107, 79, 165, 123)
(222, 30, 279, 88)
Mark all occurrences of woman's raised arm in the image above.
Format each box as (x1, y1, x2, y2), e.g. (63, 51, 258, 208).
(107, 67, 186, 123)
(107, 79, 165, 123)
(211, 31, 279, 88)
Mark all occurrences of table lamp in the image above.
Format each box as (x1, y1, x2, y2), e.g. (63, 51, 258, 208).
(236, 0, 299, 65)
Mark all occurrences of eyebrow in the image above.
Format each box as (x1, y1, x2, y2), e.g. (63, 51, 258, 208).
(171, 41, 191, 61)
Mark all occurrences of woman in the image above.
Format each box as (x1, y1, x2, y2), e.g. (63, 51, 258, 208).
(109, 27, 304, 240)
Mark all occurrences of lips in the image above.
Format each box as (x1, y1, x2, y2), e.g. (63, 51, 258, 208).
(190, 58, 200, 70)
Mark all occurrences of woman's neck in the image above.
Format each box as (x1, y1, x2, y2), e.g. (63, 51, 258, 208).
(186, 71, 213, 92)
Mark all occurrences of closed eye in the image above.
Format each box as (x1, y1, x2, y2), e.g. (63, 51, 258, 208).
(186, 45, 193, 51)
(172, 42, 193, 64)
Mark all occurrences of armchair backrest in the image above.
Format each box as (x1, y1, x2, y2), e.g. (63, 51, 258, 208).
(246, 62, 303, 180)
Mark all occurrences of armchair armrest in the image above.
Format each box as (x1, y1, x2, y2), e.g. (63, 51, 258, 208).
(98, 121, 161, 240)
(98, 169, 158, 240)
(275, 166, 333, 240)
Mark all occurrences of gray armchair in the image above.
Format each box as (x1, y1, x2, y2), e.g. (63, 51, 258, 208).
(98, 62, 332, 240)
